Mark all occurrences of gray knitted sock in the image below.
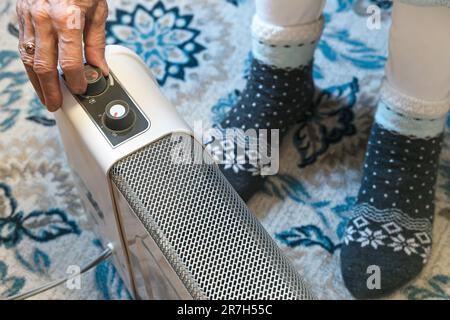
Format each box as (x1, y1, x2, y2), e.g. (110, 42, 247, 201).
(208, 16, 323, 201)
(340, 82, 448, 299)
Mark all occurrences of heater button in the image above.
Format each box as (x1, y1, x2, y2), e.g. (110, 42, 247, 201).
(103, 100, 135, 132)
(83, 65, 107, 96)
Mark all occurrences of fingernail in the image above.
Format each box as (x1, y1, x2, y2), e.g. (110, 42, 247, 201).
(47, 106, 59, 112)
(47, 103, 61, 112)
(72, 84, 88, 95)
(73, 88, 86, 95)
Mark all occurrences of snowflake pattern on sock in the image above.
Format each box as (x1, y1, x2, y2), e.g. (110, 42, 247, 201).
(344, 204, 433, 262)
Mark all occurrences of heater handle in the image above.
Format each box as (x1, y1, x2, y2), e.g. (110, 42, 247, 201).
(4, 243, 114, 300)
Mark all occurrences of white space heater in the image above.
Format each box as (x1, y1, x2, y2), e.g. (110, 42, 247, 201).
(53, 45, 313, 300)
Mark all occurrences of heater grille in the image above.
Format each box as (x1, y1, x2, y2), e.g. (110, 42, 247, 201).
(110, 133, 313, 300)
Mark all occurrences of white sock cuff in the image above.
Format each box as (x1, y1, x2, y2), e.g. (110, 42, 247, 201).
(380, 80, 450, 119)
(251, 15, 324, 68)
(251, 15, 324, 46)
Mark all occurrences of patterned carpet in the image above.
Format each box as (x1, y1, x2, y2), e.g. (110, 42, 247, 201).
(1, 0, 450, 300)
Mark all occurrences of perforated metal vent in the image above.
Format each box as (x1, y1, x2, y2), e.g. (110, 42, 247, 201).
(110, 133, 313, 300)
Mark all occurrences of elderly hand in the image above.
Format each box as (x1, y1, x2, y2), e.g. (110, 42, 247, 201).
(16, 0, 109, 112)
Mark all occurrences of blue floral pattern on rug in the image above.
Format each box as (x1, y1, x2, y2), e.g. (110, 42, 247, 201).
(318, 29, 386, 72)
(294, 78, 359, 168)
(336, 0, 392, 11)
(276, 225, 341, 254)
(0, 50, 28, 132)
(0, 49, 55, 131)
(369, 0, 393, 9)
(93, 239, 132, 300)
(0, 260, 25, 297)
(0, 183, 80, 249)
(264, 173, 356, 243)
(106, 2, 205, 86)
(26, 96, 56, 127)
(226, 0, 247, 6)
(0, 182, 82, 298)
(405, 275, 450, 300)
(14, 248, 51, 275)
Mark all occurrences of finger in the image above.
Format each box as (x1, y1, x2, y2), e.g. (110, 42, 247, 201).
(57, 29, 88, 95)
(17, 2, 45, 104)
(84, 0, 109, 75)
(16, 1, 24, 39)
(31, 5, 61, 112)
(54, 8, 88, 95)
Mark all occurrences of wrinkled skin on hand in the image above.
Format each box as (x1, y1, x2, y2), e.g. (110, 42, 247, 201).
(16, 0, 109, 111)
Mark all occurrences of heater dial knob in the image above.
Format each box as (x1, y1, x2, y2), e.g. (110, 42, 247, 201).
(84, 65, 107, 96)
(103, 100, 136, 132)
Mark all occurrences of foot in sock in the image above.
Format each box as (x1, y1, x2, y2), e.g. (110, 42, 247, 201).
(340, 83, 446, 299)
(218, 59, 314, 200)
(209, 16, 323, 201)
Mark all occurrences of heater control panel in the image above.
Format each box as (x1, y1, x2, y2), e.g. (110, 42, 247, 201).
(68, 65, 150, 148)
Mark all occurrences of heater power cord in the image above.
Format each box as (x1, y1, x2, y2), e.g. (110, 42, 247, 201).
(5, 243, 114, 300)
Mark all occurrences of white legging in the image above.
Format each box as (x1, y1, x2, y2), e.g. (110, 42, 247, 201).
(255, 0, 450, 106)
(255, 0, 326, 26)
